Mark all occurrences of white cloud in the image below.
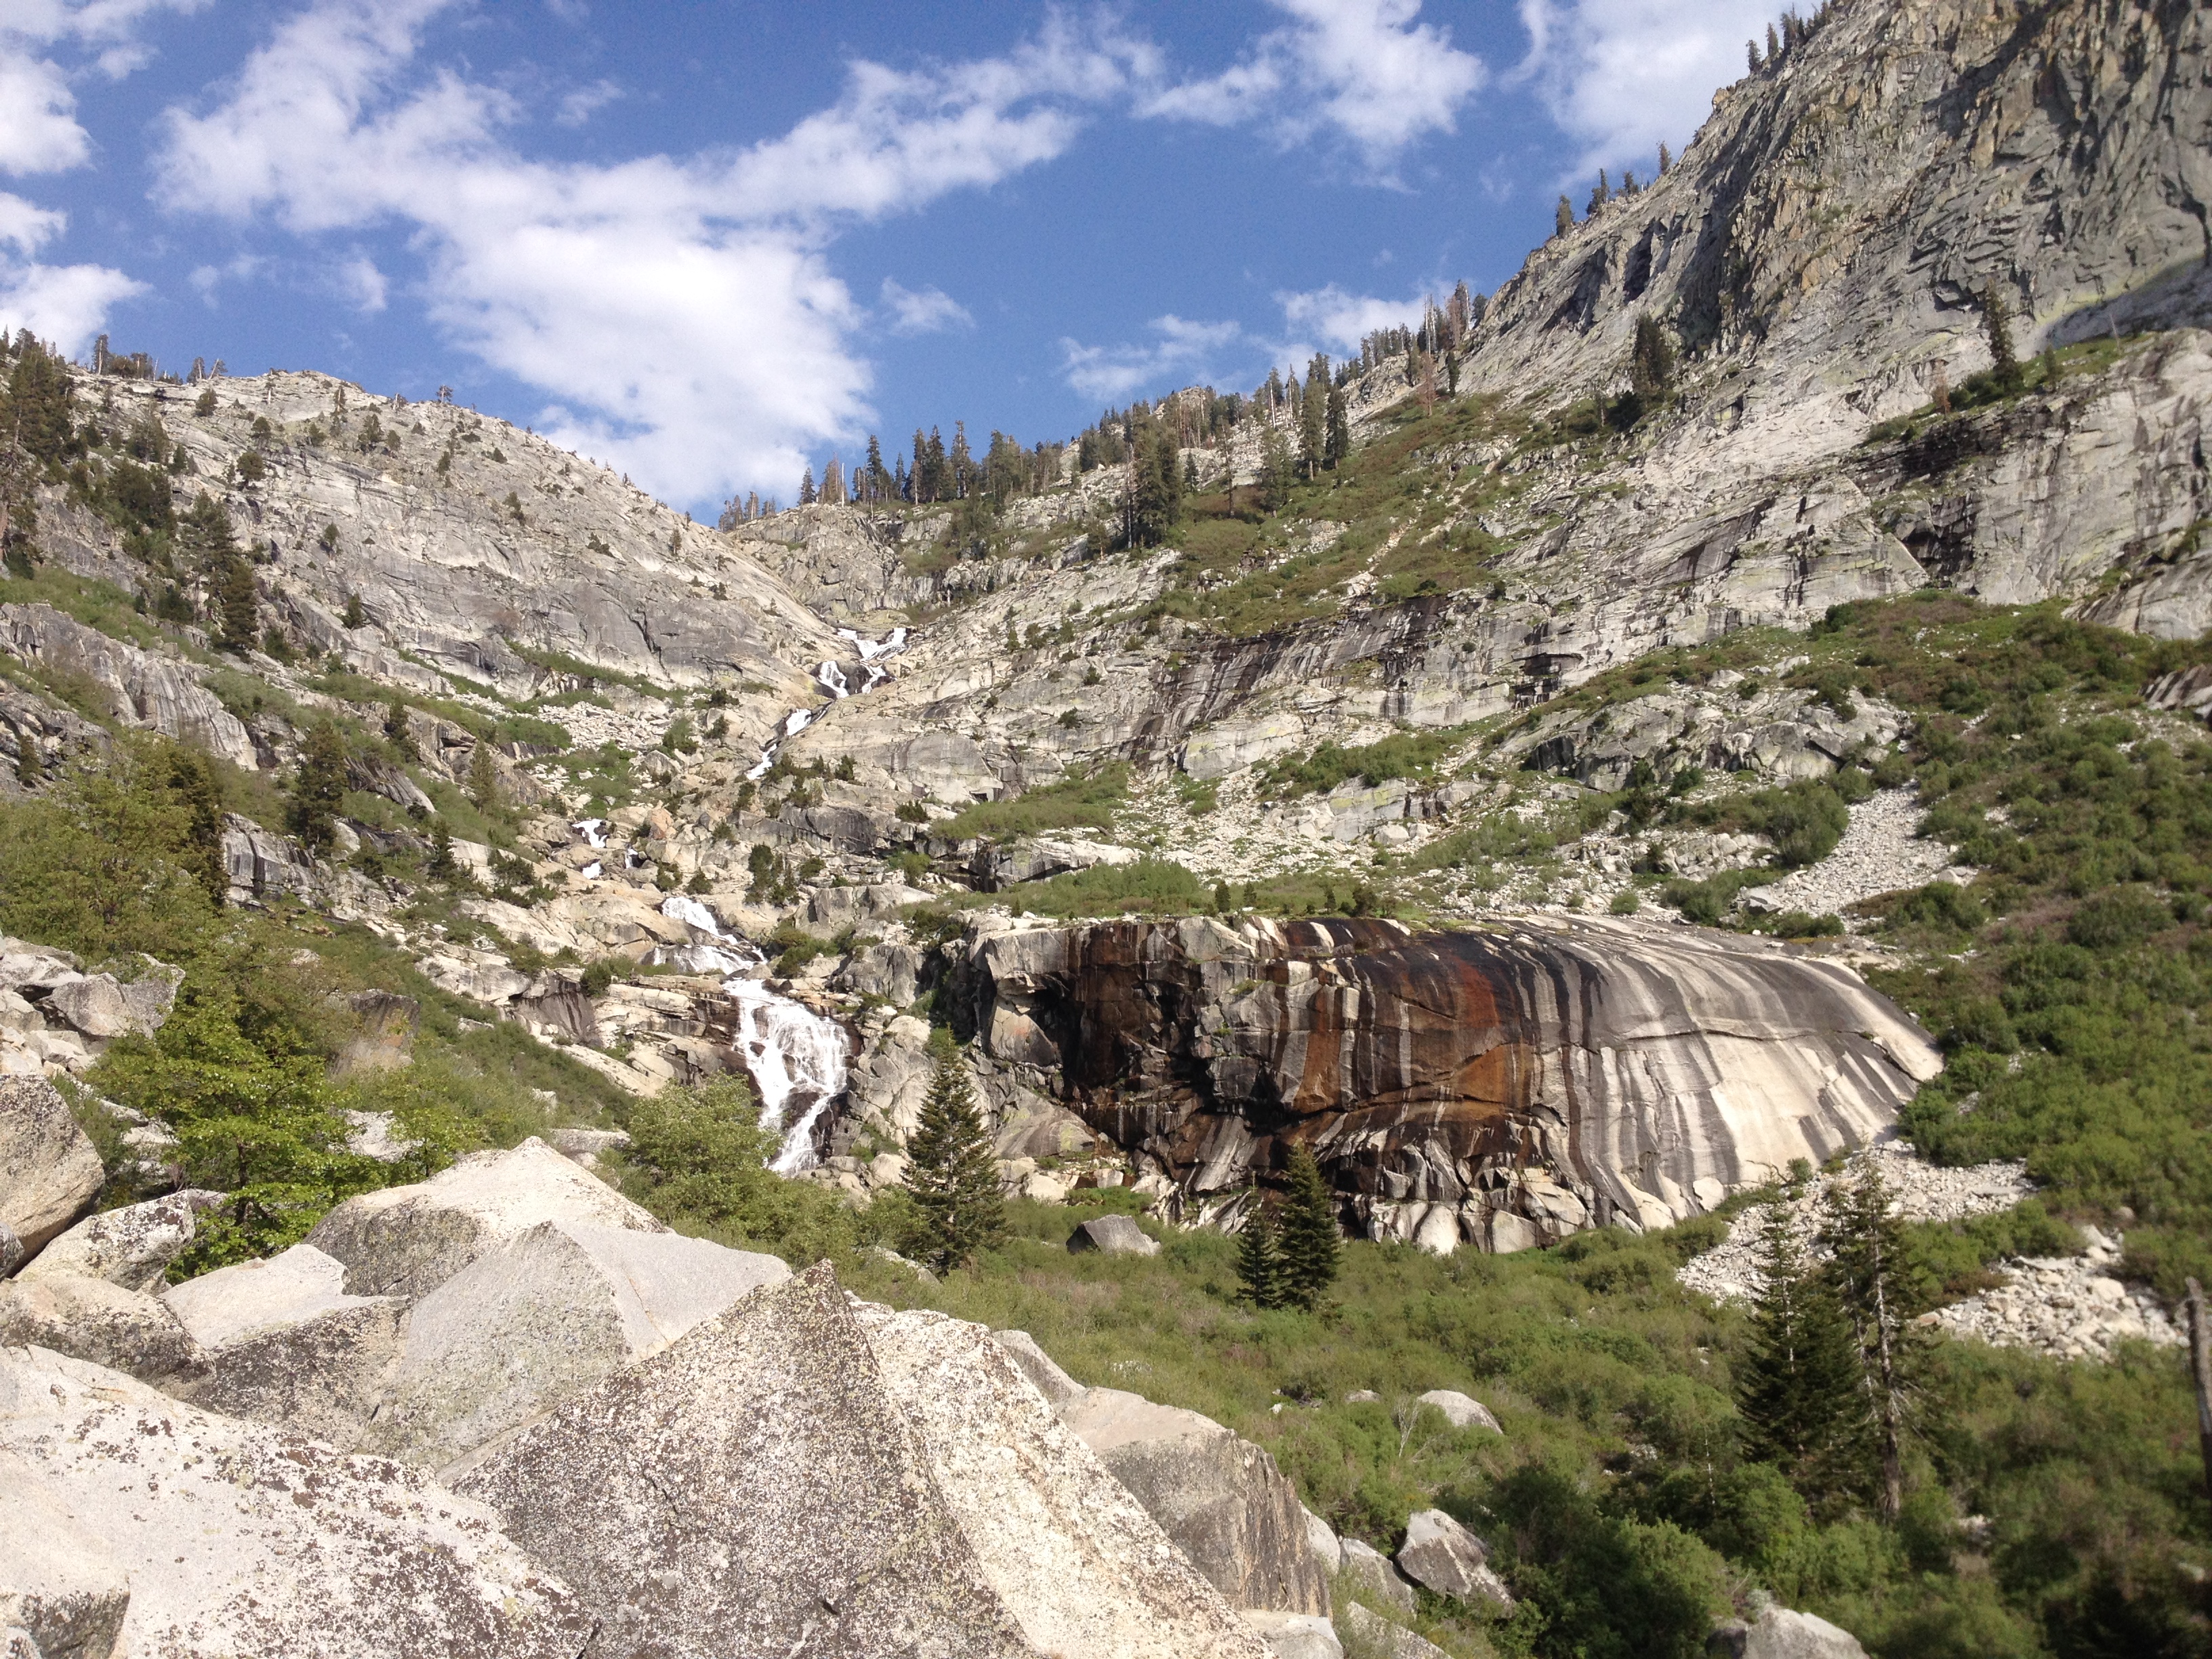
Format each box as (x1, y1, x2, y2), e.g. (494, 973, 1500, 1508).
(0, 255, 144, 351)
(153, 0, 1152, 504)
(334, 253, 386, 312)
(0, 191, 66, 255)
(1060, 314, 1242, 403)
(880, 277, 971, 335)
(554, 79, 621, 128)
(0, 1, 203, 349)
(0, 52, 92, 174)
(1143, 0, 1484, 170)
(1277, 282, 1428, 353)
(1517, 0, 1780, 174)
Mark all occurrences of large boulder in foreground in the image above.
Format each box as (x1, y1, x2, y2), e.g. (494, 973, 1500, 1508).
(366, 1218, 790, 1469)
(452, 1263, 1035, 1658)
(0, 1273, 206, 1387)
(0, 1074, 105, 1259)
(0, 1456, 131, 1659)
(0, 1344, 591, 1659)
(1060, 1386, 1330, 1616)
(19, 1189, 224, 1292)
(303, 1136, 666, 1297)
(163, 1243, 409, 1448)
(856, 1302, 1269, 1659)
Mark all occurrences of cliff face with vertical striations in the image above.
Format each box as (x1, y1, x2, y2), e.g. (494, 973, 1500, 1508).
(951, 916, 1939, 1251)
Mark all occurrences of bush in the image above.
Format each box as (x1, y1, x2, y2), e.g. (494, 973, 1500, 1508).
(938, 762, 1129, 842)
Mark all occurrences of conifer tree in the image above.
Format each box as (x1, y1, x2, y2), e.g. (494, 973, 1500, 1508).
(1820, 1161, 1929, 1521)
(1299, 355, 1328, 478)
(1766, 22, 1781, 64)
(1277, 1145, 1340, 1310)
(1259, 422, 1295, 512)
(427, 819, 457, 880)
(1983, 282, 2022, 394)
(1555, 194, 1574, 237)
(798, 466, 816, 505)
(384, 697, 416, 759)
(1629, 314, 1677, 420)
(1748, 39, 1762, 73)
(1736, 1178, 1864, 1510)
(1587, 169, 1610, 215)
(1324, 383, 1350, 468)
(902, 1029, 1005, 1273)
(287, 719, 348, 857)
(167, 747, 228, 907)
(468, 739, 498, 812)
(1236, 1186, 1284, 1309)
(1658, 142, 1673, 173)
(214, 553, 258, 654)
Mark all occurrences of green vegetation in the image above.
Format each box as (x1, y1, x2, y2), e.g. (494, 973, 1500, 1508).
(900, 1030, 1006, 1273)
(935, 761, 1130, 842)
(925, 857, 1210, 921)
(0, 737, 626, 1273)
(1261, 725, 1474, 798)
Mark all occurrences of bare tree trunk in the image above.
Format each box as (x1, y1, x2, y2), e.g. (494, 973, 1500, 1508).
(2188, 1278, 2212, 1507)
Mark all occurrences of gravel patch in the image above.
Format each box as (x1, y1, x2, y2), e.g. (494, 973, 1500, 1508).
(1742, 789, 1969, 918)
(1933, 1229, 2181, 1361)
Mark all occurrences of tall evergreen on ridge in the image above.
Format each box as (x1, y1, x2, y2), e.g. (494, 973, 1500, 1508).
(1983, 281, 2023, 394)
(1555, 194, 1574, 237)
(1324, 381, 1349, 469)
(901, 1029, 1005, 1273)
(798, 466, 816, 506)
(1277, 1145, 1340, 1310)
(1299, 354, 1328, 478)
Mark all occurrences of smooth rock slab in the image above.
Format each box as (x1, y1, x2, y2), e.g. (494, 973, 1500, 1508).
(0, 1457, 131, 1659)
(367, 1218, 790, 1469)
(1339, 1604, 1452, 1659)
(0, 1076, 104, 1258)
(991, 1326, 1088, 1408)
(1069, 1214, 1162, 1256)
(165, 1246, 408, 1449)
(1061, 1387, 1331, 1616)
(0, 1345, 592, 1659)
(303, 1135, 667, 1297)
(1415, 1389, 1501, 1433)
(19, 1190, 223, 1292)
(859, 1303, 1269, 1659)
(453, 1263, 1034, 1659)
(1395, 1510, 1514, 1613)
(1241, 1611, 1341, 1659)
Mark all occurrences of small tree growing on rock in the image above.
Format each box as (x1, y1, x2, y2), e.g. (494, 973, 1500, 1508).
(287, 720, 348, 857)
(1982, 282, 2023, 396)
(902, 1029, 1004, 1273)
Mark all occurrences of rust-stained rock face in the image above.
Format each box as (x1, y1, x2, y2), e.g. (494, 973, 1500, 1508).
(954, 915, 1938, 1250)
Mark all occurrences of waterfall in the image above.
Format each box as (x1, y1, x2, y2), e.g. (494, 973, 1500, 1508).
(654, 895, 847, 1172)
(723, 978, 849, 1174)
(743, 627, 912, 780)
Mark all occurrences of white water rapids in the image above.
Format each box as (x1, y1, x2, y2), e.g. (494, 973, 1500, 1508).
(744, 627, 911, 781)
(653, 895, 848, 1173)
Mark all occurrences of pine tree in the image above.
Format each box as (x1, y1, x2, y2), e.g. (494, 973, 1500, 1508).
(1736, 1181, 1865, 1511)
(1767, 22, 1782, 64)
(1587, 169, 1610, 216)
(1983, 282, 2022, 394)
(1748, 39, 1763, 73)
(1324, 383, 1350, 468)
(384, 697, 416, 758)
(287, 719, 348, 857)
(1276, 1145, 1340, 1310)
(1236, 1186, 1284, 1309)
(1259, 422, 1295, 512)
(468, 739, 498, 812)
(1629, 314, 1677, 421)
(1658, 142, 1673, 173)
(902, 1030, 1005, 1273)
(214, 553, 258, 654)
(798, 466, 816, 506)
(342, 592, 365, 629)
(1299, 356, 1328, 478)
(1820, 1160, 1931, 1521)
(427, 819, 457, 880)
(1555, 194, 1574, 237)
(167, 747, 228, 906)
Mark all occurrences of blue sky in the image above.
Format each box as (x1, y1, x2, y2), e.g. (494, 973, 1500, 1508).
(1, 1, 1786, 513)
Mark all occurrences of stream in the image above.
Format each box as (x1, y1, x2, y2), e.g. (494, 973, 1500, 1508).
(646, 628, 909, 1170)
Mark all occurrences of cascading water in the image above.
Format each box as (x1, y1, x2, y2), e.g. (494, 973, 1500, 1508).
(653, 895, 848, 1172)
(744, 627, 912, 781)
